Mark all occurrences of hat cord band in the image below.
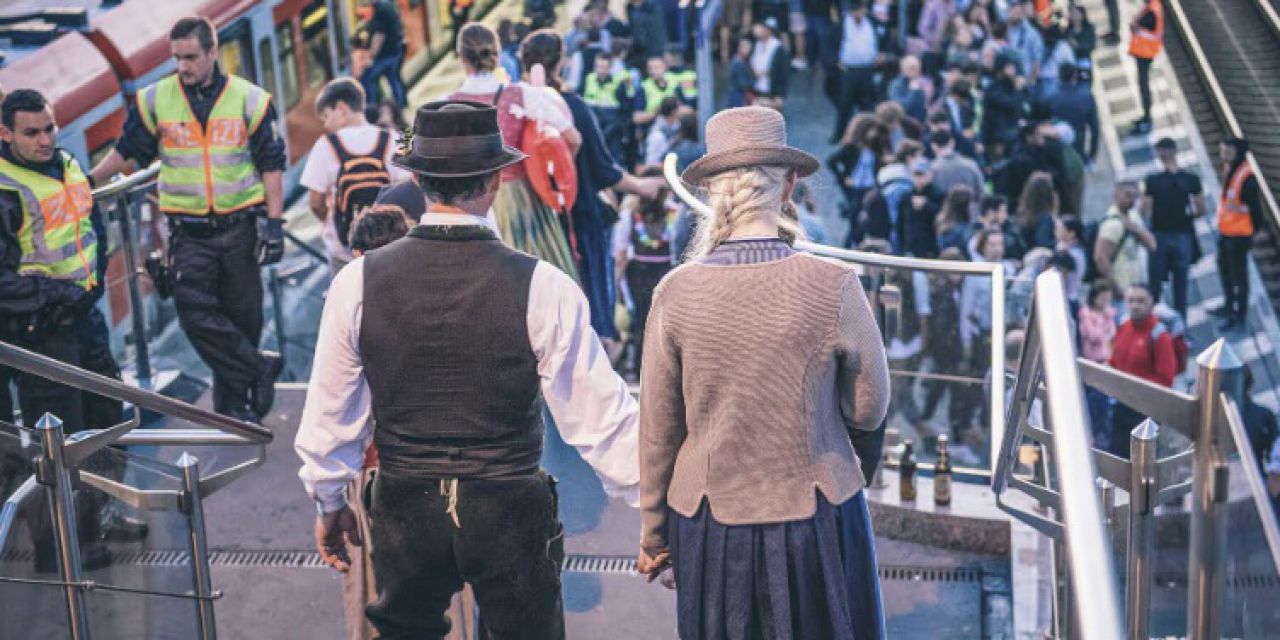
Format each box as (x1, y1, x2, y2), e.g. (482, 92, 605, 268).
(411, 133, 504, 157)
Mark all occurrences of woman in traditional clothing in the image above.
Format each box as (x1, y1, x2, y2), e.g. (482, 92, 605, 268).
(449, 23, 581, 280)
(637, 106, 890, 639)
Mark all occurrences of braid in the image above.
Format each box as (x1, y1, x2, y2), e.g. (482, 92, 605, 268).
(687, 166, 792, 259)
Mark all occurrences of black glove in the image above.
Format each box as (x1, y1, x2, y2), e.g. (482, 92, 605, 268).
(19, 280, 92, 342)
(258, 218, 284, 266)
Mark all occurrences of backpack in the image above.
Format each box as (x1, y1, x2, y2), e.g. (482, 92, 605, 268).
(1082, 212, 1128, 283)
(508, 76, 580, 216)
(1151, 304, 1191, 376)
(328, 130, 392, 248)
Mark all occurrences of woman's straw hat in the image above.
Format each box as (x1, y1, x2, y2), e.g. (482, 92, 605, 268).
(681, 106, 819, 184)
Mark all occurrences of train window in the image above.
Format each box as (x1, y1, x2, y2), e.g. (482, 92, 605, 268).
(302, 0, 334, 89)
(276, 22, 301, 111)
(259, 39, 278, 108)
(219, 30, 257, 84)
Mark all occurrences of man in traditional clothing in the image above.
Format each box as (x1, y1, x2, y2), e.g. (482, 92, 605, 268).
(295, 101, 639, 639)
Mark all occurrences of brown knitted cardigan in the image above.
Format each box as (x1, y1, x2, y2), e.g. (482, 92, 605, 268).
(639, 248, 890, 555)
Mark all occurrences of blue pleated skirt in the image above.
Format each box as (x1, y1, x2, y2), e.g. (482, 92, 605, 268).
(669, 491, 885, 640)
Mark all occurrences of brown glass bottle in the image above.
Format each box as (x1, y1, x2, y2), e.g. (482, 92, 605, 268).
(899, 439, 917, 501)
(934, 435, 953, 506)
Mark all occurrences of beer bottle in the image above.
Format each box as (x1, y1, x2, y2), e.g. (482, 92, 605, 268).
(899, 439, 917, 502)
(934, 435, 953, 506)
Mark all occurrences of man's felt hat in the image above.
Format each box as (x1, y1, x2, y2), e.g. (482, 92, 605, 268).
(391, 100, 526, 178)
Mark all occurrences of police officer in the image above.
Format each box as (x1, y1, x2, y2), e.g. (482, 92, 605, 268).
(91, 16, 286, 422)
(582, 51, 634, 170)
(0, 89, 146, 570)
(1211, 137, 1261, 332)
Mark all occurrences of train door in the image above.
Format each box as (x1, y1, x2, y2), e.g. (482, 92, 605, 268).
(399, 0, 431, 60)
(219, 19, 259, 84)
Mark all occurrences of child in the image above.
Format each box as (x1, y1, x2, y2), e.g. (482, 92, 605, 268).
(1078, 280, 1117, 451)
(727, 37, 755, 108)
(619, 174, 676, 376)
(334, 202, 411, 640)
(349, 204, 412, 256)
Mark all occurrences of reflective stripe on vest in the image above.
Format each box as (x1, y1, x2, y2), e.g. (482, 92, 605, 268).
(642, 75, 679, 113)
(670, 68, 698, 99)
(1128, 0, 1163, 60)
(139, 74, 270, 215)
(0, 152, 98, 288)
(583, 73, 627, 108)
(1219, 162, 1255, 237)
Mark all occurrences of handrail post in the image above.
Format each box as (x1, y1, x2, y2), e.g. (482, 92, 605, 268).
(113, 195, 151, 387)
(36, 413, 92, 640)
(1127, 420, 1159, 640)
(178, 453, 217, 640)
(268, 266, 287, 378)
(1187, 340, 1243, 639)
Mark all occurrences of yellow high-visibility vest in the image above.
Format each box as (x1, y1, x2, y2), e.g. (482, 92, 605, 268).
(583, 72, 629, 108)
(641, 75, 679, 113)
(138, 74, 271, 215)
(0, 151, 98, 288)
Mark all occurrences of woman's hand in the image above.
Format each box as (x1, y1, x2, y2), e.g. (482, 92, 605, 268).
(637, 548, 672, 585)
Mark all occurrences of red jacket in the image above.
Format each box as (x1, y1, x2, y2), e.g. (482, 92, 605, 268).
(1109, 315, 1177, 387)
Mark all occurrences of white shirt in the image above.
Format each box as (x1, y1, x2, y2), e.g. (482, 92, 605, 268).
(750, 36, 782, 94)
(295, 212, 641, 511)
(300, 124, 411, 262)
(840, 14, 879, 68)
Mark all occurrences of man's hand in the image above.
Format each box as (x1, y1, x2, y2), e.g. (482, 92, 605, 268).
(636, 547, 671, 585)
(258, 218, 285, 265)
(315, 505, 362, 573)
(634, 177, 665, 201)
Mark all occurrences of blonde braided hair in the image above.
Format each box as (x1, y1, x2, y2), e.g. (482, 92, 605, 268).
(686, 165, 806, 260)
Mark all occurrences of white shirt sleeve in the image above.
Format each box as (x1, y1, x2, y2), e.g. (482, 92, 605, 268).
(913, 271, 931, 316)
(645, 128, 667, 166)
(380, 129, 413, 183)
(528, 262, 641, 506)
(299, 136, 338, 194)
(295, 258, 373, 512)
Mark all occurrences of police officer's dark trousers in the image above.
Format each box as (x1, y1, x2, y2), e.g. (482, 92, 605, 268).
(365, 470, 566, 639)
(169, 212, 267, 415)
(12, 305, 125, 563)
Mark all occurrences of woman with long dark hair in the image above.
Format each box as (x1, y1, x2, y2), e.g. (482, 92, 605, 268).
(448, 24, 582, 280)
(519, 29, 666, 358)
(1014, 171, 1059, 251)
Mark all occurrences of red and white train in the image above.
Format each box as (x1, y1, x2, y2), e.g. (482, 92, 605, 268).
(0, 0, 476, 172)
(0, 0, 486, 340)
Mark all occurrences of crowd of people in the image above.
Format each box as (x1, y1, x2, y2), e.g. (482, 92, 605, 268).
(4, 1, 1280, 638)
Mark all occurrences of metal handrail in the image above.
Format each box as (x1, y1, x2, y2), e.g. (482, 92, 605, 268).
(0, 340, 272, 444)
(1166, 0, 1280, 242)
(91, 162, 160, 201)
(1033, 272, 1123, 638)
(799, 240, 1007, 465)
(1220, 394, 1280, 571)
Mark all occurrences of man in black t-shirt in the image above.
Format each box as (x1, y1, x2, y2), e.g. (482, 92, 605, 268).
(1143, 137, 1205, 318)
(360, 0, 407, 108)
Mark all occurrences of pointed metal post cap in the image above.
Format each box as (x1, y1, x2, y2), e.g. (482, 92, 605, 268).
(34, 412, 63, 431)
(1196, 338, 1243, 371)
(176, 452, 200, 469)
(1132, 418, 1160, 441)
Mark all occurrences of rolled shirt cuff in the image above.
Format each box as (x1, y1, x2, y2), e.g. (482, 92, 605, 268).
(605, 482, 641, 509)
(313, 486, 349, 514)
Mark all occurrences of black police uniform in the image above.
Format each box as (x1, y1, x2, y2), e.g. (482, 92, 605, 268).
(0, 143, 128, 569)
(114, 66, 286, 419)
